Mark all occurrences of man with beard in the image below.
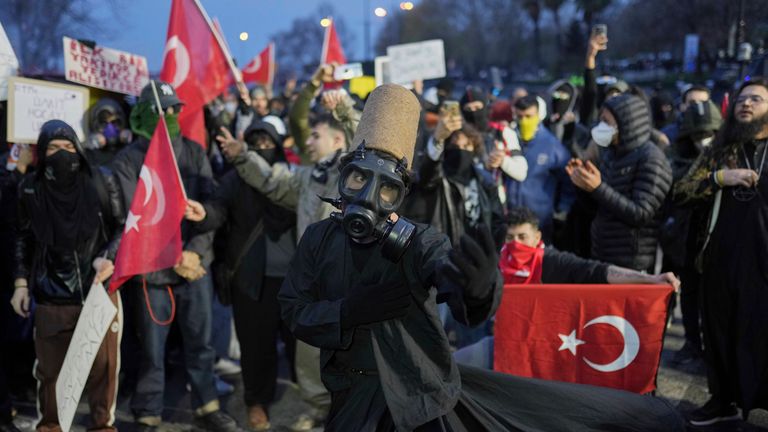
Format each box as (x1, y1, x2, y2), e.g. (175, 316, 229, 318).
(674, 78, 768, 426)
(279, 83, 685, 432)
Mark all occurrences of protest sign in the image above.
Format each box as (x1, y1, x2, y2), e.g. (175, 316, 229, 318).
(7, 77, 89, 144)
(56, 283, 117, 432)
(374, 56, 390, 87)
(63, 36, 149, 96)
(0, 21, 19, 101)
(386, 39, 446, 84)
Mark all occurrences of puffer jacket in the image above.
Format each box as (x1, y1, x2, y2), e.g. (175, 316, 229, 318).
(15, 121, 124, 305)
(590, 94, 673, 271)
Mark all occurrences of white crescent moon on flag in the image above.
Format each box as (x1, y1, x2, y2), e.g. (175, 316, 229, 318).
(162, 35, 190, 89)
(139, 166, 153, 207)
(147, 169, 166, 226)
(582, 315, 640, 373)
(243, 56, 262, 74)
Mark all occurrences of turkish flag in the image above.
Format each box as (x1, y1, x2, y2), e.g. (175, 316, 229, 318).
(108, 117, 187, 293)
(160, 0, 235, 146)
(321, 20, 346, 89)
(494, 284, 673, 394)
(242, 42, 275, 86)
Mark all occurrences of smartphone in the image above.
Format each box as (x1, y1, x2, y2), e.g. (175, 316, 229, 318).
(442, 100, 460, 117)
(333, 63, 364, 81)
(592, 24, 607, 39)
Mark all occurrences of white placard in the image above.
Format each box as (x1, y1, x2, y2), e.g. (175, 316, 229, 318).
(386, 39, 446, 84)
(374, 56, 390, 87)
(0, 21, 19, 101)
(7, 77, 89, 144)
(63, 36, 149, 96)
(56, 283, 117, 432)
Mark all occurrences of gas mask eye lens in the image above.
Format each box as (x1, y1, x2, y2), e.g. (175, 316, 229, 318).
(344, 169, 368, 192)
(379, 183, 400, 206)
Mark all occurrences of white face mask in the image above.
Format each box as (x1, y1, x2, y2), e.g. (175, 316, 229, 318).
(694, 135, 715, 150)
(591, 121, 617, 147)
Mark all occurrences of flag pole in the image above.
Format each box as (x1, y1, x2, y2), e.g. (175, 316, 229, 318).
(150, 80, 188, 201)
(191, 0, 243, 85)
(320, 18, 331, 65)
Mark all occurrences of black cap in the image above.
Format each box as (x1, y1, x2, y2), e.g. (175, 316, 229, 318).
(139, 80, 183, 109)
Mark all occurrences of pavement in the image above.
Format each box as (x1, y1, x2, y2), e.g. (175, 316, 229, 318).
(8, 298, 768, 432)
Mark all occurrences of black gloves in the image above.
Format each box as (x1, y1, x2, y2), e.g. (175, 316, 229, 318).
(438, 224, 498, 306)
(341, 281, 412, 328)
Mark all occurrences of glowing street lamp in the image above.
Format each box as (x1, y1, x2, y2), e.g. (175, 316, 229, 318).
(239, 32, 249, 41)
(400, 2, 414, 10)
(374, 7, 387, 17)
(320, 17, 331, 27)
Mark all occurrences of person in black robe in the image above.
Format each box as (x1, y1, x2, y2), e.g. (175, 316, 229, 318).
(674, 77, 768, 427)
(279, 84, 685, 431)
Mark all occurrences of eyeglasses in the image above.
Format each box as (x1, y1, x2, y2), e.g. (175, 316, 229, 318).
(735, 94, 767, 105)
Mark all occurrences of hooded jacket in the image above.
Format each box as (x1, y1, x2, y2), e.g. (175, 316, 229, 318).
(590, 94, 673, 271)
(15, 120, 124, 305)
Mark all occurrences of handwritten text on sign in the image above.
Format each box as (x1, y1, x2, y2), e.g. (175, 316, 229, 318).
(63, 36, 149, 96)
(56, 283, 117, 432)
(7, 77, 89, 144)
(386, 39, 446, 84)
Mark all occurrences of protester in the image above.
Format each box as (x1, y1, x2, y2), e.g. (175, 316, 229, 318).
(660, 100, 722, 364)
(217, 106, 354, 430)
(84, 98, 133, 166)
(506, 94, 572, 242)
(232, 84, 271, 138)
(454, 206, 681, 368)
(661, 84, 712, 144)
(111, 81, 242, 432)
(278, 83, 685, 432)
(673, 77, 768, 426)
(568, 94, 672, 271)
(195, 120, 297, 431)
(10, 120, 124, 432)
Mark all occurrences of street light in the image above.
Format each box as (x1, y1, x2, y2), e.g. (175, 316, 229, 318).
(320, 17, 331, 27)
(374, 7, 387, 17)
(400, 2, 414, 10)
(239, 32, 249, 41)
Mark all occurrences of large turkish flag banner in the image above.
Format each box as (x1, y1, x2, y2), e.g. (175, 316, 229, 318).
(494, 284, 673, 394)
(160, 0, 234, 146)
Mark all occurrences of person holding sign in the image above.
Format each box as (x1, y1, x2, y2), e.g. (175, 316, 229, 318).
(10, 119, 125, 432)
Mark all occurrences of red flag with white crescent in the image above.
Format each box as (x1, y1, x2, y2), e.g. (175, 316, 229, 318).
(160, 0, 236, 146)
(242, 42, 275, 86)
(494, 284, 673, 394)
(320, 19, 346, 89)
(108, 117, 187, 292)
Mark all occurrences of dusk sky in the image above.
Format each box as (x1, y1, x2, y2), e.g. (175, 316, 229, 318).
(98, 0, 408, 72)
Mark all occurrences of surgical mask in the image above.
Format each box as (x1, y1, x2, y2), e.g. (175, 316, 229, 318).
(591, 121, 617, 147)
(694, 136, 714, 151)
(224, 101, 237, 115)
(331, 144, 415, 262)
(44, 150, 81, 187)
(518, 116, 540, 142)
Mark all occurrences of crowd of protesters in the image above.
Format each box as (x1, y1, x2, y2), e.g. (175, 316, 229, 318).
(0, 28, 767, 431)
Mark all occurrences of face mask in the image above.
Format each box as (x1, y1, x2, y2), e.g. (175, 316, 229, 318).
(518, 116, 540, 141)
(130, 101, 182, 140)
(443, 148, 475, 181)
(591, 121, 617, 147)
(330, 144, 415, 262)
(255, 148, 278, 165)
(464, 108, 489, 131)
(694, 135, 714, 151)
(44, 150, 81, 187)
(102, 122, 120, 146)
(224, 101, 237, 115)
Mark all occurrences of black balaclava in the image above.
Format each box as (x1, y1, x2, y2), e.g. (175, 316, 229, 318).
(444, 146, 475, 185)
(34, 120, 99, 250)
(333, 143, 414, 262)
(460, 86, 489, 132)
(244, 120, 285, 165)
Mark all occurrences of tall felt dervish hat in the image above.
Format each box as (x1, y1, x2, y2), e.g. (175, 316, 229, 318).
(351, 84, 421, 169)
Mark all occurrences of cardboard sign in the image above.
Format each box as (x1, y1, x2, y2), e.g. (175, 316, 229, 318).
(7, 77, 89, 144)
(0, 21, 19, 101)
(56, 283, 117, 432)
(386, 39, 446, 84)
(63, 36, 149, 96)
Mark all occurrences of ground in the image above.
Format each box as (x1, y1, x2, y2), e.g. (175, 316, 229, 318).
(8, 300, 768, 432)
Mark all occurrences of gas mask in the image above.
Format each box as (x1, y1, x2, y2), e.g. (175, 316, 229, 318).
(329, 142, 416, 262)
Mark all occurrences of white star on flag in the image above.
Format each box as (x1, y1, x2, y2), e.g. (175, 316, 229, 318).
(125, 211, 141, 233)
(558, 330, 585, 356)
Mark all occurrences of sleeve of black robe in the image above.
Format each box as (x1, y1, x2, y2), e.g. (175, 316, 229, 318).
(278, 223, 355, 350)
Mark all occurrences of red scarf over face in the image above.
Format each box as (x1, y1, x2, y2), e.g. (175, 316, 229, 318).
(499, 240, 545, 284)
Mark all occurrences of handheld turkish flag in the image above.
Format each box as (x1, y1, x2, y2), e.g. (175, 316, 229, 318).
(320, 20, 346, 89)
(108, 117, 187, 293)
(494, 284, 673, 394)
(242, 42, 275, 86)
(160, 0, 238, 146)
